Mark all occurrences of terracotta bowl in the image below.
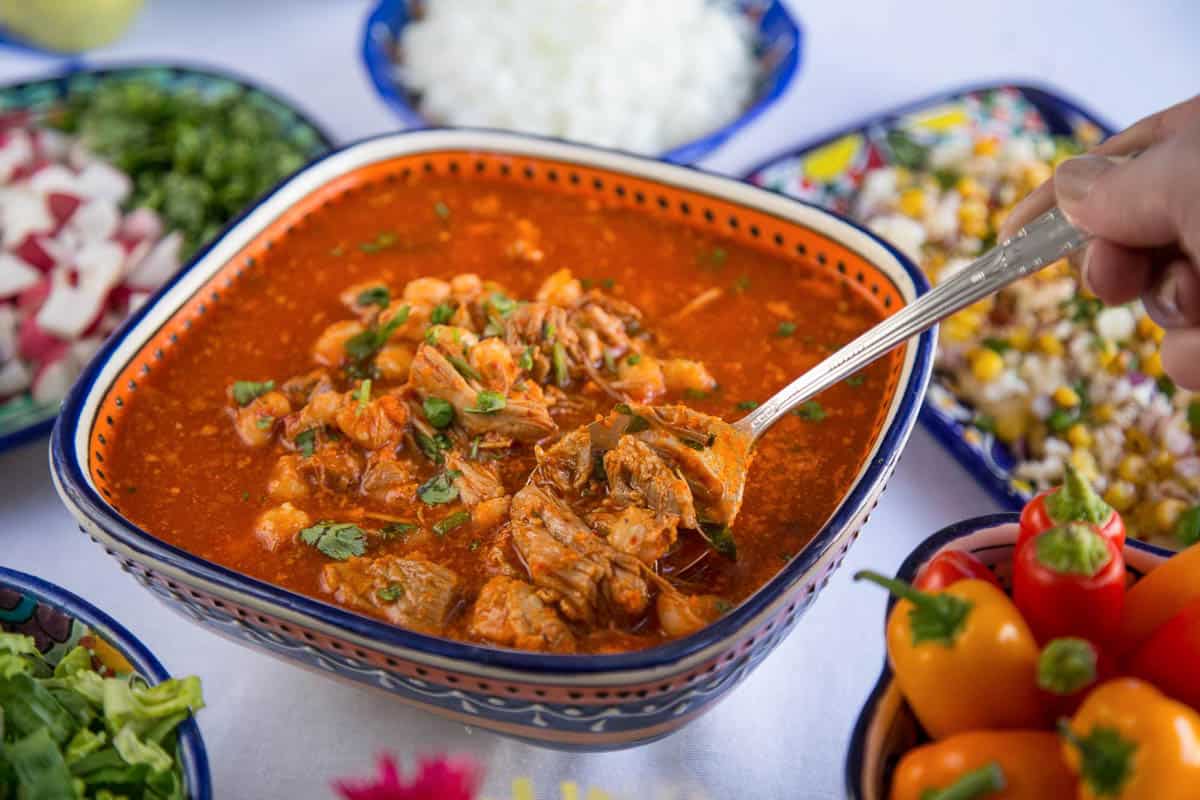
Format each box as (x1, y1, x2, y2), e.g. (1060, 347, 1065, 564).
(51, 129, 933, 750)
(0, 565, 210, 798)
(844, 513, 1170, 799)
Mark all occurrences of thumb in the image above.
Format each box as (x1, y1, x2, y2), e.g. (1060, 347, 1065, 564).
(1054, 147, 1189, 249)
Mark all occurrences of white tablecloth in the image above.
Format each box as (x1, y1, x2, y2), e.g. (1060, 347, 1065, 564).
(1, 2, 1196, 797)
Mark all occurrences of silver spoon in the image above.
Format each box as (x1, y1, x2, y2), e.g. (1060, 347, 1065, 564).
(733, 207, 1091, 440)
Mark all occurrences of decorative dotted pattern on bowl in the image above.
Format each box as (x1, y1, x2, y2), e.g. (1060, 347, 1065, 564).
(53, 129, 933, 749)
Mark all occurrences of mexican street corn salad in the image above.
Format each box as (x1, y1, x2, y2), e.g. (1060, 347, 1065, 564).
(855, 125, 1196, 551)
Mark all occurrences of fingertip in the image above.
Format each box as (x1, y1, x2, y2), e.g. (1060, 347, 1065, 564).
(999, 181, 1055, 242)
(1082, 240, 1155, 306)
(1160, 329, 1200, 391)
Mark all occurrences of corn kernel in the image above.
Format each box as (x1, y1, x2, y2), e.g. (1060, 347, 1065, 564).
(974, 137, 1000, 157)
(955, 176, 983, 199)
(898, 187, 925, 218)
(1037, 334, 1064, 356)
(1066, 423, 1092, 448)
(990, 208, 1010, 233)
(894, 166, 911, 186)
(962, 218, 990, 240)
(1104, 480, 1137, 513)
(970, 348, 1005, 382)
(1137, 315, 1161, 339)
(1054, 386, 1081, 408)
(995, 409, 1029, 443)
(942, 318, 976, 343)
(1151, 451, 1175, 475)
(1143, 351, 1164, 378)
(1154, 498, 1187, 534)
(1070, 449, 1099, 481)
(958, 198, 988, 225)
(1021, 161, 1053, 190)
(1126, 428, 1151, 454)
(1009, 326, 1031, 351)
(1011, 479, 1033, 495)
(1091, 403, 1115, 423)
(1118, 454, 1148, 482)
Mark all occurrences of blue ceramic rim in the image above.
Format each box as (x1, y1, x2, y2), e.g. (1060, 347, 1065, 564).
(0, 58, 337, 456)
(0, 565, 212, 800)
(841, 512, 1165, 798)
(52, 125, 934, 677)
(359, 0, 804, 164)
(737, 82, 1183, 560)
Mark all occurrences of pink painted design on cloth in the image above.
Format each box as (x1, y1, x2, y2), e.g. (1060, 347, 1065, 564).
(333, 754, 482, 800)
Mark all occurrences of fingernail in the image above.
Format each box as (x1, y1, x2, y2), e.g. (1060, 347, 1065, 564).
(1055, 155, 1113, 208)
(1152, 270, 1186, 326)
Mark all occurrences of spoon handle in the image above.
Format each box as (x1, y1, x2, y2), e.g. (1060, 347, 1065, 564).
(734, 207, 1092, 440)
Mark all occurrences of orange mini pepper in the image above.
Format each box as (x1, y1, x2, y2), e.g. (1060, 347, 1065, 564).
(1061, 678, 1200, 800)
(1117, 539, 1200, 654)
(891, 731, 1076, 800)
(855, 572, 1045, 738)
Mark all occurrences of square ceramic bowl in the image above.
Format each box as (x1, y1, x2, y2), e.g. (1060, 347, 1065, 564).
(360, 0, 802, 164)
(845, 514, 1168, 799)
(51, 129, 933, 750)
(0, 565, 210, 799)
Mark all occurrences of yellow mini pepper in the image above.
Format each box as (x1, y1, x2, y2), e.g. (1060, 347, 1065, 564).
(855, 573, 1045, 738)
(1061, 678, 1200, 800)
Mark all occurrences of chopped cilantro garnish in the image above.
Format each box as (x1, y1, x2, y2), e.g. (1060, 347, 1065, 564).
(733, 275, 750, 292)
(231, 380, 274, 406)
(345, 307, 410, 364)
(1175, 506, 1200, 547)
(886, 129, 928, 170)
(698, 247, 728, 270)
(736, 400, 759, 411)
(295, 428, 317, 458)
(416, 430, 451, 463)
(359, 231, 397, 253)
(613, 402, 651, 433)
(982, 337, 1011, 353)
(468, 539, 481, 551)
(1047, 408, 1078, 433)
(356, 286, 390, 309)
(487, 291, 518, 317)
(255, 417, 273, 430)
(846, 374, 866, 387)
(973, 414, 996, 434)
(626, 353, 642, 366)
(543, 322, 557, 343)
(775, 321, 797, 337)
(600, 278, 616, 290)
(241, 490, 250, 501)
(430, 303, 455, 325)
(1065, 296, 1103, 322)
(354, 379, 372, 412)
(1158, 376, 1177, 399)
(518, 346, 535, 372)
(794, 401, 827, 421)
(376, 583, 404, 603)
(684, 388, 709, 400)
(552, 342, 569, 387)
(1188, 401, 1200, 431)
(699, 522, 738, 560)
(423, 396, 455, 428)
(418, 470, 461, 505)
(434, 200, 450, 220)
(433, 510, 471, 536)
(933, 168, 960, 190)
(466, 390, 507, 414)
(469, 436, 481, 460)
(330, 244, 345, 257)
(447, 355, 482, 382)
(299, 521, 367, 560)
(379, 522, 415, 540)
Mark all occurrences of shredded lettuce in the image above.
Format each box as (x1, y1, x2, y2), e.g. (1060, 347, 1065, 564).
(0, 631, 202, 799)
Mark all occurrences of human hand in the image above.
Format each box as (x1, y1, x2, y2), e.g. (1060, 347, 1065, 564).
(1001, 94, 1200, 387)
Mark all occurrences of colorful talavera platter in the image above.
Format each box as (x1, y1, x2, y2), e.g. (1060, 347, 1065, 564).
(744, 84, 1118, 527)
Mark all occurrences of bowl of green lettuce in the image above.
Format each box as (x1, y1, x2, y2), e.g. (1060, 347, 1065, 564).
(0, 566, 208, 799)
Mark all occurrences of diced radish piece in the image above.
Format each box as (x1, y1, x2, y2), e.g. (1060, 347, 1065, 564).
(126, 231, 182, 290)
(127, 290, 152, 314)
(36, 241, 124, 339)
(107, 284, 134, 315)
(69, 199, 120, 242)
(0, 358, 31, 397)
(0, 252, 39, 298)
(35, 129, 70, 161)
(67, 140, 94, 171)
(120, 238, 151, 273)
(75, 161, 132, 205)
(18, 311, 67, 363)
(0, 189, 52, 246)
(31, 356, 77, 404)
(17, 275, 50, 313)
(29, 164, 78, 195)
(11, 158, 52, 183)
(46, 192, 82, 226)
(0, 304, 16, 361)
(69, 335, 103, 366)
(120, 207, 163, 244)
(12, 233, 57, 272)
(0, 129, 33, 183)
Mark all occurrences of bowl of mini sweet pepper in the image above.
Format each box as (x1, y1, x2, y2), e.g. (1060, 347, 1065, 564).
(846, 466, 1200, 800)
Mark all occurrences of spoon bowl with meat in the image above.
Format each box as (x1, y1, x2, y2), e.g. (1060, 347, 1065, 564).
(51, 129, 934, 748)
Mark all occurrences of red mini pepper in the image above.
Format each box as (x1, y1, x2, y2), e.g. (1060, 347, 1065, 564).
(914, 550, 1002, 592)
(1127, 596, 1200, 711)
(1019, 464, 1125, 552)
(1013, 522, 1126, 647)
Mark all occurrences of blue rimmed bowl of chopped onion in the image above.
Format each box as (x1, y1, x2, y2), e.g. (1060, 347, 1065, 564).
(0, 565, 209, 799)
(361, 0, 802, 163)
